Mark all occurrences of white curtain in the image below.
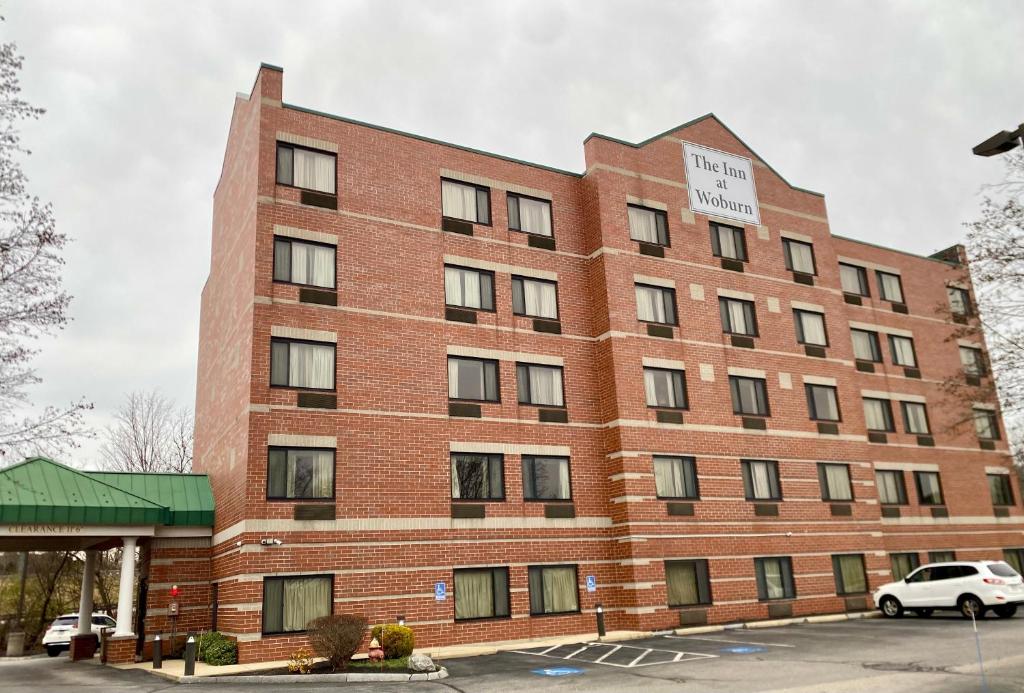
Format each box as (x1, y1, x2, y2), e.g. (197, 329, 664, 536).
(290, 343, 334, 389)
(524, 280, 558, 319)
(947, 287, 967, 314)
(960, 347, 982, 375)
(879, 273, 903, 302)
(654, 458, 685, 497)
(811, 387, 838, 420)
(750, 462, 772, 498)
(628, 207, 659, 243)
(290, 242, 335, 288)
(519, 198, 552, 236)
(286, 450, 332, 498)
(974, 410, 995, 438)
(445, 266, 481, 308)
(825, 465, 852, 500)
(904, 403, 928, 433)
(876, 472, 901, 504)
(442, 180, 477, 221)
(851, 331, 876, 360)
(644, 370, 678, 408)
(863, 399, 889, 431)
(891, 337, 916, 366)
(799, 313, 827, 345)
(293, 149, 335, 194)
(636, 286, 665, 322)
(727, 301, 749, 333)
(764, 560, 785, 599)
(282, 577, 331, 632)
(839, 265, 863, 294)
(788, 242, 814, 273)
(716, 227, 738, 258)
(528, 367, 563, 406)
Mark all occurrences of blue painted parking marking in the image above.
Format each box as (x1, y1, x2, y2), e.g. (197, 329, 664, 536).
(532, 666, 584, 676)
(721, 645, 767, 654)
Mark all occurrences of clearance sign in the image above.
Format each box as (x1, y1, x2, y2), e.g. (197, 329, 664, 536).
(682, 142, 760, 226)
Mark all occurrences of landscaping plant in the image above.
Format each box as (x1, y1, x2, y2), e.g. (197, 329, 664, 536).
(307, 614, 368, 671)
(370, 623, 415, 659)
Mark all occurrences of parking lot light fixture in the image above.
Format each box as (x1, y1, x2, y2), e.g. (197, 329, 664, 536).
(972, 124, 1024, 157)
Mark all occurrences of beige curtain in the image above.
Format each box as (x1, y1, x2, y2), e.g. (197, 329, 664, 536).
(863, 399, 888, 431)
(542, 567, 578, 613)
(628, 207, 659, 243)
(788, 242, 814, 273)
(904, 403, 928, 433)
(891, 337, 916, 366)
(839, 265, 862, 294)
(799, 312, 827, 345)
(653, 457, 685, 497)
(851, 331, 876, 360)
(442, 180, 476, 221)
(523, 280, 558, 319)
(290, 342, 334, 389)
(875, 471, 901, 504)
(764, 560, 785, 599)
(290, 242, 335, 288)
(891, 554, 915, 581)
(727, 300, 748, 333)
(519, 198, 552, 236)
(635, 285, 665, 322)
(825, 465, 852, 500)
(666, 562, 699, 605)
(445, 266, 481, 308)
(455, 571, 494, 619)
(293, 149, 335, 194)
(839, 557, 866, 593)
(528, 366, 563, 406)
(750, 462, 773, 498)
(283, 577, 331, 631)
(879, 273, 903, 302)
(644, 369, 679, 408)
(1005, 551, 1023, 574)
(716, 226, 738, 258)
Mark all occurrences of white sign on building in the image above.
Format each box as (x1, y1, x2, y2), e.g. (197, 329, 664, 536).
(682, 142, 760, 226)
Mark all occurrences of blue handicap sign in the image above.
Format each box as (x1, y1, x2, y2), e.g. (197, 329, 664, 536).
(532, 666, 584, 677)
(586, 575, 597, 592)
(721, 645, 766, 654)
(434, 581, 446, 601)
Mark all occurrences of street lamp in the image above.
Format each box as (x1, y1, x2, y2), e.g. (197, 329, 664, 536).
(972, 124, 1024, 157)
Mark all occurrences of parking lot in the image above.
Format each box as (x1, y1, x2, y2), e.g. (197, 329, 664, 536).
(3, 614, 1024, 692)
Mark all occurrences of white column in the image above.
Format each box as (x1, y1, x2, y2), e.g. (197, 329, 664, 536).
(114, 537, 138, 637)
(77, 550, 97, 636)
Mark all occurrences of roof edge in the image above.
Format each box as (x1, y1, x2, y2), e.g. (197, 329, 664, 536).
(831, 234, 961, 267)
(1, 457, 169, 510)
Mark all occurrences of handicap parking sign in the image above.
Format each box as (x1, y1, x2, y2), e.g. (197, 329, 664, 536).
(586, 575, 597, 592)
(434, 582, 447, 601)
(532, 666, 584, 677)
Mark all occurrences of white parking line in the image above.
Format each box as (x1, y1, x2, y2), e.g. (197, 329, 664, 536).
(665, 635, 796, 648)
(509, 642, 718, 668)
(564, 644, 590, 659)
(593, 645, 621, 663)
(628, 648, 653, 666)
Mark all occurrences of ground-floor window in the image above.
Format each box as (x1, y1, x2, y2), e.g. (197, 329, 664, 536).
(832, 554, 867, 595)
(890, 553, 920, 581)
(928, 551, 955, 563)
(754, 557, 795, 600)
(665, 559, 712, 607)
(454, 568, 510, 620)
(1004, 549, 1024, 574)
(528, 565, 579, 615)
(262, 575, 332, 634)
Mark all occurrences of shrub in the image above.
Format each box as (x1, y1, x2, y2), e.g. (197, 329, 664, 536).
(307, 614, 368, 671)
(197, 631, 237, 666)
(287, 647, 315, 674)
(370, 624, 415, 659)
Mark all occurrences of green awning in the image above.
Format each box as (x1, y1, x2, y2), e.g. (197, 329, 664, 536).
(0, 457, 214, 527)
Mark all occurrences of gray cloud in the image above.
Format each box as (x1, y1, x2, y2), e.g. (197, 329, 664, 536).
(5, 0, 1023, 463)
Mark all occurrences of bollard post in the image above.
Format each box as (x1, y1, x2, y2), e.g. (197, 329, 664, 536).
(152, 635, 162, 669)
(595, 603, 606, 639)
(183, 635, 196, 677)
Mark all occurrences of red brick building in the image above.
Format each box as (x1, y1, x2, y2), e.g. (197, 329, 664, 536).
(191, 63, 1023, 663)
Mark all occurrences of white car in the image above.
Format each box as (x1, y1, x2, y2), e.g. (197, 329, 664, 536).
(873, 561, 1024, 619)
(41, 613, 116, 656)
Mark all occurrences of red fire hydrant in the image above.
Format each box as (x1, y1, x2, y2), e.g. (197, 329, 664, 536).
(368, 637, 384, 666)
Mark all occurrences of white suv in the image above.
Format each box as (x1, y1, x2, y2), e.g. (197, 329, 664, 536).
(41, 613, 116, 656)
(873, 561, 1024, 619)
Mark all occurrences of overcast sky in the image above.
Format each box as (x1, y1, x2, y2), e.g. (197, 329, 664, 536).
(5, 0, 1023, 466)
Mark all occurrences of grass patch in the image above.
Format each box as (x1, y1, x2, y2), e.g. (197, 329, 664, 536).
(347, 656, 409, 671)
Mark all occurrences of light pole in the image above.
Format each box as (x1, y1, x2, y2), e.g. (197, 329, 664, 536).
(972, 124, 1024, 157)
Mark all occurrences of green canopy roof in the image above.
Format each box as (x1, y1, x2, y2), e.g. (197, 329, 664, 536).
(0, 457, 214, 527)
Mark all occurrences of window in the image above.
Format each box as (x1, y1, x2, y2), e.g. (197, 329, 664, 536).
(959, 347, 986, 377)
(528, 565, 579, 614)
(512, 276, 558, 320)
(818, 463, 853, 501)
(276, 143, 336, 194)
(522, 456, 571, 500)
(507, 194, 552, 237)
(914, 471, 944, 505)
(741, 460, 781, 501)
(665, 560, 712, 607)
(1004, 549, 1024, 574)
(451, 453, 504, 501)
(636, 284, 677, 325)
(653, 456, 698, 499)
(710, 222, 746, 261)
(974, 408, 1000, 440)
(719, 297, 758, 336)
(890, 553, 920, 581)
(454, 567, 509, 620)
(441, 179, 490, 224)
(888, 335, 917, 367)
(928, 551, 955, 563)
(730, 376, 770, 416)
(644, 368, 687, 409)
(988, 473, 1014, 506)
(628, 205, 669, 246)
(875, 470, 908, 505)
(516, 363, 565, 407)
(806, 384, 841, 421)
(877, 271, 904, 303)
(273, 238, 336, 289)
(839, 263, 869, 296)
(863, 398, 895, 432)
(262, 575, 332, 634)
(755, 557, 795, 600)
(270, 339, 335, 390)
(900, 402, 930, 434)
(794, 310, 828, 346)
(447, 357, 499, 402)
(444, 265, 495, 311)
(947, 286, 971, 316)
(782, 238, 816, 274)
(267, 448, 334, 500)
(832, 554, 867, 595)
(851, 329, 882, 362)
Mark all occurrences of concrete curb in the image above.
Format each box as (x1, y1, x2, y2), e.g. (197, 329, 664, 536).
(674, 610, 879, 635)
(177, 666, 449, 684)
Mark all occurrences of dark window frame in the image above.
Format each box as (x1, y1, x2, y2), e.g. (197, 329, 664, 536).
(635, 283, 679, 326)
(947, 285, 973, 317)
(838, 263, 870, 297)
(754, 556, 796, 601)
(652, 455, 700, 500)
(988, 473, 1015, 507)
(794, 309, 829, 347)
(876, 270, 904, 303)
(272, 236, 338, 290)
(450, 452, 506, 502)
(875, 469, 908, 505)
(516, 362, 567, 408)
(817, 462, 854, 501)
(887, 334, 918, 368)
(914, 471, 945, 506)
(832, 554, 868, 595)
(890, 552, 921, 581)
(522, 455, 573, 502)
(960, 346, 987, 377)
(266, 446, 336, 501)
(900, 401, 931, 435)
(507, 192, 554, 238)
(511, 275, 560, 320)
(729, 375, 771, 417)
(453, 567, 511, 621)
(275, 142, 337, 195)
(440, 177, 492, 226)
(628, 204, 670, 247)
(782, 238, 817, 275)
(709, 221, 747, 261)
(805, 383, 842, 422)
(741, 459, 782, 501)
(444, 264, 496, 312)
(863, 397, 896, 432)
(447, 355, 501, 403)
(643, 367, 689, 410)
(719, 297, 759, 336)
(261, 574, 334, 636)
(974, 408, 1001, 441)
(269, 338, 337, 391)
(665, 559, 713, 607)
(527, 564, 580, 616)
(1003, 549, 1024, 574)
(850, 329, 882, 363)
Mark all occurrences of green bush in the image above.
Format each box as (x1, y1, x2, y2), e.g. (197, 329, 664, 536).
(308, 614, 368, 671)
(197, 631, 237, 666)
(370, 624, 415, 659)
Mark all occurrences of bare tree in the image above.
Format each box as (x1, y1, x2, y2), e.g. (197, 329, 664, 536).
(0, 38, 90, 459)
(100, 390, 193, 473)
